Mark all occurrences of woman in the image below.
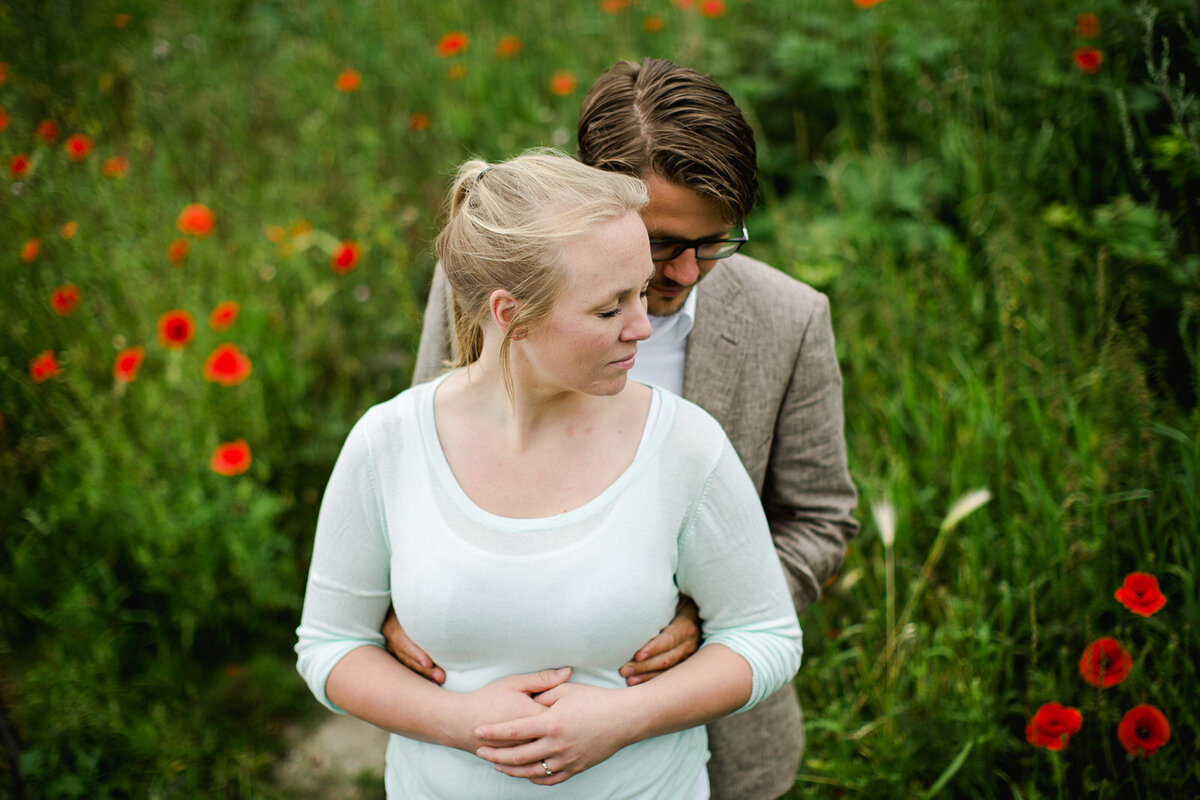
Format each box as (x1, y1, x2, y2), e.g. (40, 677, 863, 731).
(295, 150, 801, 798)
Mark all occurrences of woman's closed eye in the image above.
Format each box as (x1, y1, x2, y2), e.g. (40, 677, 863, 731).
(599, 285, 649, 318)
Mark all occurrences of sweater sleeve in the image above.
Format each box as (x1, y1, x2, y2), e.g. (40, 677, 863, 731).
(676, 435, 803, 711)
(295, 413, 394, 712)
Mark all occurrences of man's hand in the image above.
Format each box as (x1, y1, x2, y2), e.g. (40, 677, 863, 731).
(618, 596, 700, 686)
(382, 606, 445, 685)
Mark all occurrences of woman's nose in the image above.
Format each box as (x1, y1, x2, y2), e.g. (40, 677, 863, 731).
(623, 299, 653, 342)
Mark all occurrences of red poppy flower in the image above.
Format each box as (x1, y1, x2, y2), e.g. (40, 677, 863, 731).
(102, 155, 129, 178)
(1074, 47, 1103, 75)
(1118, 705, 1170, 757)
(113, 346, 145, 383)
(0, 105, 10, 133)
(699, 0, 726, 17)
(64, 134, 93, 162)
(167, 238, 191, 266)
(177, 203, 215, 238)
(30, 350, 60, 382)
(157, 309, 196, 349)
(1115, 571, 1167, 616)
(36, 119, 59, 144)
(436, 31, 470, 57)
(203, 343, 252, 386)
(20, 239, 40, 263)
(1025, 703, 1083, 751)
(10, 153, 30, 179)
(599, 0, 632, 13)
(331, 241, 361, 274)
(495, 35, 522, 59)
(853, 0, 885, 6)
(1078, 637, 1132, 688)
(50, 283, 80, 316)
(336, 69, 362, 93)
(209, 300, 240, 331)
(211, 439, 252, 476)
(643, 15, 666, 32)
(61, 221, 77, 239)
(549, 70, 577, 96)
(1075, 12, 1100, 39)
(408, 112, 430, 131)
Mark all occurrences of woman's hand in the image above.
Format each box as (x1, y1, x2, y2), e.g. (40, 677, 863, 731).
(473, 681, 638, 785)
(446, 668, 574, 753)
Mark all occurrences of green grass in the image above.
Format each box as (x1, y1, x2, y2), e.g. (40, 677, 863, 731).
(2, 0, 1198, 797)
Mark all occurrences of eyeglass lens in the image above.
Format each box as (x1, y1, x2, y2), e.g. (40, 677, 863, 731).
(648, 223, 747, 262)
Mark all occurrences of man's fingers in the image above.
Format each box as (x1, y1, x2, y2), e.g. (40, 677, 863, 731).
(625, 669, 666, 686)
(620, 631, 699, 681)
(380, 609, 445, 684)
(629, 606, 701, 664)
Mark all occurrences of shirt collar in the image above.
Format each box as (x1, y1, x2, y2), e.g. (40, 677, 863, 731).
(646, 287, 697, 346)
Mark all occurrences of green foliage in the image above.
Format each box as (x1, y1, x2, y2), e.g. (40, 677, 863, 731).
(1, 0, 1197, 797)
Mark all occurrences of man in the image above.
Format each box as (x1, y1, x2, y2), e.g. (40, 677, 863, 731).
(388, 58, 858, 799)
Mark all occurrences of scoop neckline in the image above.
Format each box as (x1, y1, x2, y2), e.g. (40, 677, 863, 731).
(418, 371, 669, 531)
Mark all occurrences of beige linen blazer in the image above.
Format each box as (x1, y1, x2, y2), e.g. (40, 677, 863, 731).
(412, 253, 859, 799)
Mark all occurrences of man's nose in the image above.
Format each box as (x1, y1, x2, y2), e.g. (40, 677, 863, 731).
(661, 250, 700, 286)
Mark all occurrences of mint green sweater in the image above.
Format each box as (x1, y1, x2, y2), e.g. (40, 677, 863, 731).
(296, 376, 802, 798)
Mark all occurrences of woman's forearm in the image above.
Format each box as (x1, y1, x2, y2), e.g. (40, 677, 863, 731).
(325, 645, 468, 748)
(617, 643, 753, 742)
(325, 646, 572, 754)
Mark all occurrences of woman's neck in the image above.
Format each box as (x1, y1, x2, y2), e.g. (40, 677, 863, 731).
(446, 362, 608, 453)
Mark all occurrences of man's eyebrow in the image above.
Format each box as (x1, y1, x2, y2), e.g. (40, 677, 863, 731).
(647, 226, 734, 241)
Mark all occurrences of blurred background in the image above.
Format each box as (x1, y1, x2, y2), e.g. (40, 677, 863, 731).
(1, 0, 1197, 797)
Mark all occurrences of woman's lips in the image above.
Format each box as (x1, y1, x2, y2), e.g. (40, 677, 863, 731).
(610, 352, 637, 369)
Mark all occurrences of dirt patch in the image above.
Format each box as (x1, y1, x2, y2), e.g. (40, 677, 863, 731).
(275, 713, 388, 799)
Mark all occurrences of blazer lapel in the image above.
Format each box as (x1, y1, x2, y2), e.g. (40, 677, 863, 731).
(682, 262, 751, 424)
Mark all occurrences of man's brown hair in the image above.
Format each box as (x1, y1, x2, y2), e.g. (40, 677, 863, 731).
(577, 58, 757, 223)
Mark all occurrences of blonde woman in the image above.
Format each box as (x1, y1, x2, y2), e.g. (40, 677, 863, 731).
(295, 150, 801, 798)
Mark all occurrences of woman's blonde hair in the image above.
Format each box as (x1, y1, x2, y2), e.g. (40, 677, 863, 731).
(435, 149, 649, 398)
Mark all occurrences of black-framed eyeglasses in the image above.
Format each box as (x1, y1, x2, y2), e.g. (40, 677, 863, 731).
(648, 222, 748, 262)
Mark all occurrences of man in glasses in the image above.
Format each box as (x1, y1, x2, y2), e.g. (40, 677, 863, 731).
(397, 58, 858, 799)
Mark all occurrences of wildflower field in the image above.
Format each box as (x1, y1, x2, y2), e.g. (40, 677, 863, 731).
(2, 0, 1198, 797)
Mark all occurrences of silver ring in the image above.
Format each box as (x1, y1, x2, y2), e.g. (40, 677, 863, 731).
(541, 760, 553, 776)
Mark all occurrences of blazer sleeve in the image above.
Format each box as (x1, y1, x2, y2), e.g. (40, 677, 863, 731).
(766, 291, 860, 614)
(412, 262, 455, 384)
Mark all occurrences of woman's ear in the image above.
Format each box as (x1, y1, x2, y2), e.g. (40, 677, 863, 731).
(488, 288, 520, 336)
